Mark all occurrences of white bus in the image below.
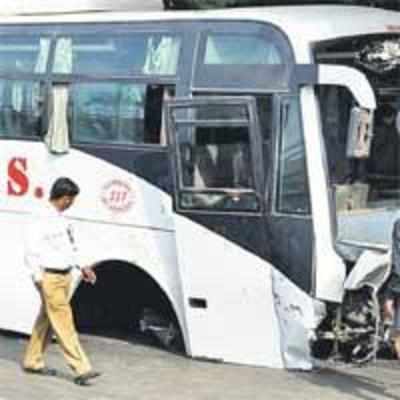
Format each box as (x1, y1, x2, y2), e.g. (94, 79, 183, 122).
(0, 3, 399, 370)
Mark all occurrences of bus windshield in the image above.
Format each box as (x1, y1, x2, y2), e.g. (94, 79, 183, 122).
(318, 86, 400, 213)
(316, 34, 400, 217)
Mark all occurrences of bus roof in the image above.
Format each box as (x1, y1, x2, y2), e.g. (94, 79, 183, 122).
(0, 5, 399, 62)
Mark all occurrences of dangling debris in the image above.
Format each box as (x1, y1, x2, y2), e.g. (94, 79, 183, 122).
(357, 39, 400, 74)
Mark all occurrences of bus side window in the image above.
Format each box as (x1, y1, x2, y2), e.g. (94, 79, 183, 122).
(70, 83, 170, 146)
(0, 35, 48, 139)
(0, 79, 42, 139)
(276, 97, 310, 215)
(52, 32, 181, 147)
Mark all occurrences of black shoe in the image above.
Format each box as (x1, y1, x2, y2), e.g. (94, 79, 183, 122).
(23, 367, 58, 377)
(74, 370, 101, 386)
(74, 375, 92, 386)
(86, 370, 102, 379)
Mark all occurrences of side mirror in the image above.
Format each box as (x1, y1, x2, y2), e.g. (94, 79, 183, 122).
(396, 110, 400, 136)
(346, 107, 374, 159)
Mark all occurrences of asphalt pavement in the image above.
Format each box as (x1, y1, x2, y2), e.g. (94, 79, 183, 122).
(0, 331, 399, 400)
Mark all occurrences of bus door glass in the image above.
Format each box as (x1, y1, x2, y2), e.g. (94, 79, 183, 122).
(165, 96, 271, 260)
(166, 96, 263, 214)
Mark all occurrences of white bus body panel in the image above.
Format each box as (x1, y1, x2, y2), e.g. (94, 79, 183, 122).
(0, 141, 318, 369)
(0, 6, 398, 64)
(173, 214, 315, 369)
(0, 142, 186, 336)
(319, 65, 376, 110)
(308, 65, 377, 302)
(300, 87, 347, 303)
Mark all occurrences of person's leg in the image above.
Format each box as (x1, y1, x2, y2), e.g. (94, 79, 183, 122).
(393, 299, 400, 359)
(23, 304, 52, 371)
(393, 333, 400, 359)
(42, 273, 92, 376)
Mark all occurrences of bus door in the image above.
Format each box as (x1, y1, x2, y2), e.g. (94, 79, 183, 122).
(166, 96, 265, 248)
(164, 96, 284, 365)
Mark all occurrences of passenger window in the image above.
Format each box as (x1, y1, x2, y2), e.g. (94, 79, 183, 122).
(70, 82, 170, 145)
(195, 27, 290, 91)
(0, 35, 49, 139)
(53, 33, 181, 76)
(204, 33, 282, 65)
(276, 97, 310, 214)
(0, 79, 43, 138)
(0, 35, 50, 74)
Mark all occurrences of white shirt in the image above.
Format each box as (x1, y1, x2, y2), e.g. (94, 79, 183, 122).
(24, 203, 81, 283)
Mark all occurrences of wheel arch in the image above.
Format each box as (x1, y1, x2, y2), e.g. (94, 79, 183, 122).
(72, 258, 187, 353)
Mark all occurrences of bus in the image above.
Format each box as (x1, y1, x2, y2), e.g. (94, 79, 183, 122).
(0, 3, 399, 370)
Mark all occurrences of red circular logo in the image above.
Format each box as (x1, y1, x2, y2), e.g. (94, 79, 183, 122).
(101, 180, 135, 212)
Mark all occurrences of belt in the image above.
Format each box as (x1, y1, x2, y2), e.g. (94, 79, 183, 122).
(44, 267, 72, 275)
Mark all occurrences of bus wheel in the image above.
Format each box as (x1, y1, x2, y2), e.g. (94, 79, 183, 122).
(139, 307, 184, 353)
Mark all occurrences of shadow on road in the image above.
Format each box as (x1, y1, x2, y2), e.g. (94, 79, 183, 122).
(296, 363, 400, 400)
(0, 330, 26, 364)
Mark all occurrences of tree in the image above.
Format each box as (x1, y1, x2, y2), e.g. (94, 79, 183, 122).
(163, 0, 400, 10)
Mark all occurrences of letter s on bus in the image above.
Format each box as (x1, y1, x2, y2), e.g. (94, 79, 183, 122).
(8, 157, 29, 196)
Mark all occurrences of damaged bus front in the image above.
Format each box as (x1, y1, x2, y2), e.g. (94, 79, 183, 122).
(311, 20, 400, 362)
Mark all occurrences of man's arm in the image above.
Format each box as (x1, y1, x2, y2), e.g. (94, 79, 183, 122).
(24, 223, 44, 288)
(66, 222, 97, 285)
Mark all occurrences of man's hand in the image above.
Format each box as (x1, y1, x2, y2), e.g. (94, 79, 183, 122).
(34, 280, 45, 301)
(34, 280, 43, 292)
(81, 266, 97, 285)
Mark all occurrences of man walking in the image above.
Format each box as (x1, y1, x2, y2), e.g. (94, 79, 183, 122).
(23, 177, 100, 386)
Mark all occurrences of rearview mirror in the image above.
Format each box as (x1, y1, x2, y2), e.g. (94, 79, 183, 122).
(346, 107, 374, 159)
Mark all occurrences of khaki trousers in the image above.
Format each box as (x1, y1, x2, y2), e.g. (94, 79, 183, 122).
(23, 272, 92, 376)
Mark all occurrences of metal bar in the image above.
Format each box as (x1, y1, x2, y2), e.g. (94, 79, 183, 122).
(174, 119, 249, 127)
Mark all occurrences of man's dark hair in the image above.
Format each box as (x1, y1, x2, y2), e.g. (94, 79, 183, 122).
(49, 177, 80, 200)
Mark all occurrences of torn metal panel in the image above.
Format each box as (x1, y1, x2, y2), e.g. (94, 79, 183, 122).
(314, 249, 392, 364)
(272, 269, 325, 370)
(356, 38, 400, 74)
(344, 249, 391, 291)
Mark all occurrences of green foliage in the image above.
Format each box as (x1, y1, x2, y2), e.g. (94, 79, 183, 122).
(163, 0, 271, 9)
(163, 0, 400, 10)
